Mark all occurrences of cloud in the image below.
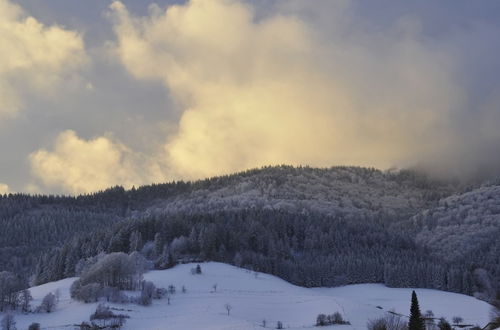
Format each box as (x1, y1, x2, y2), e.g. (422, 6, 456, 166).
(0, 183, 9, 194)
(27, 0, 500, 193)
(0, 0, 87, 118)
(108, 0, 465, 179)
(29, 130, 165, 194)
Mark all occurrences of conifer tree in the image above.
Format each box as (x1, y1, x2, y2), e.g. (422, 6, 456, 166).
(409, 290, 425, 330)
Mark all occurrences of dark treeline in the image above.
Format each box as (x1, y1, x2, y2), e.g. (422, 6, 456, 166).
(0, 187, 128, 276)
(0, 165, 455, 281)
(35, 209, 492, 301)
(0, 177, 224, 276)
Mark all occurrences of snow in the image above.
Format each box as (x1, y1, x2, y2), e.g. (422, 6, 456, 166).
(145, 167, 448, 219)
(13, 263, 493, 329)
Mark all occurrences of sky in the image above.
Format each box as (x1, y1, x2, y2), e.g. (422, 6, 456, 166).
(1, 0, 500, 195)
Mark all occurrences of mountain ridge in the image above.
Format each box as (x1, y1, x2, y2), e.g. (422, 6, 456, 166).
(0, 165, 498, 304)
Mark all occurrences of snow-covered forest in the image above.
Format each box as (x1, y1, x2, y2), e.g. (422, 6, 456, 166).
(0, 166, 499, 310)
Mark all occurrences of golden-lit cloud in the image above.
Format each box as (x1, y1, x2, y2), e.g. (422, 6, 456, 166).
(28, 0, 498, 193)
(29, 130, 165, 194)
(108, 0, 461, 179)
(0, 183, 9, 194)
(0, 0, 86, 118)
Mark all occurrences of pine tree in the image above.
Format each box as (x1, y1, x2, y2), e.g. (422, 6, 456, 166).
(408, 290, 425, 330)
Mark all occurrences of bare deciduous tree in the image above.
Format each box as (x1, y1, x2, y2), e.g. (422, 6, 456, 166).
(224, 303, 232, 316)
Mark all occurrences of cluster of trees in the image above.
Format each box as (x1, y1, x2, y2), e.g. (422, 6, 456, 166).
(70, 251, 175, 308)
(0, 284, 58, 330)
(366, 291, 486, 330)
(137, 281, 170, 306)
(315, 312, 349, 326)
(367, 313, 408, 330)
(0, 271, 31, 312)
(70, 253, 147, 303)
(0, 288, 56, 330)
(3, 318, 41, 330)
(1, 315, 40, 330)
(78, 303, 129, 329)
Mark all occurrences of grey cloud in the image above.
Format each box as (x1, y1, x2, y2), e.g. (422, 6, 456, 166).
(2, 0, 500, 193)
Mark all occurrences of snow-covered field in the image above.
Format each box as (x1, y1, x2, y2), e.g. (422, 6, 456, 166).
(13, 263, 492, 329)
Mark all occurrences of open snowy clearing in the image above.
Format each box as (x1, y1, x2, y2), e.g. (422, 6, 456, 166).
(13, 262, 492, 329)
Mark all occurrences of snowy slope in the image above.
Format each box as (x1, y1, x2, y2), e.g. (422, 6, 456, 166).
(14, 263, 492, 330)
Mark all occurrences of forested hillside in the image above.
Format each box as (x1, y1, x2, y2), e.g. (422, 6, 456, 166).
(143, 166, 455, 218)
(36, 209, 452, 289)
(0, 166, 453, 275)
(413, 182, 500, 301)
(0, 188, 129, 274)
(2, 166, 498, 304)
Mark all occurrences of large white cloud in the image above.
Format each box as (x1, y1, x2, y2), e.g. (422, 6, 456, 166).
(29, 130, 165, 194)
(108, 0, 462, 179)
(28, 0, 500, 193)
(0, 0, 87, 118)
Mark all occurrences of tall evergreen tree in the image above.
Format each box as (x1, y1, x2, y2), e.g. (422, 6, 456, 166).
(409, 290, 425, 330)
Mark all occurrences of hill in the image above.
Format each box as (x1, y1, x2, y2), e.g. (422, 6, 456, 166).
(413, 182, 500, 301)
(14, 263, 493, 330)
(0, 166, 455, 278)
(2, 165, 499, 304)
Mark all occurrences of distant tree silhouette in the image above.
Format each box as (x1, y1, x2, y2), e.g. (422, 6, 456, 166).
(224, 303, 232, 316)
